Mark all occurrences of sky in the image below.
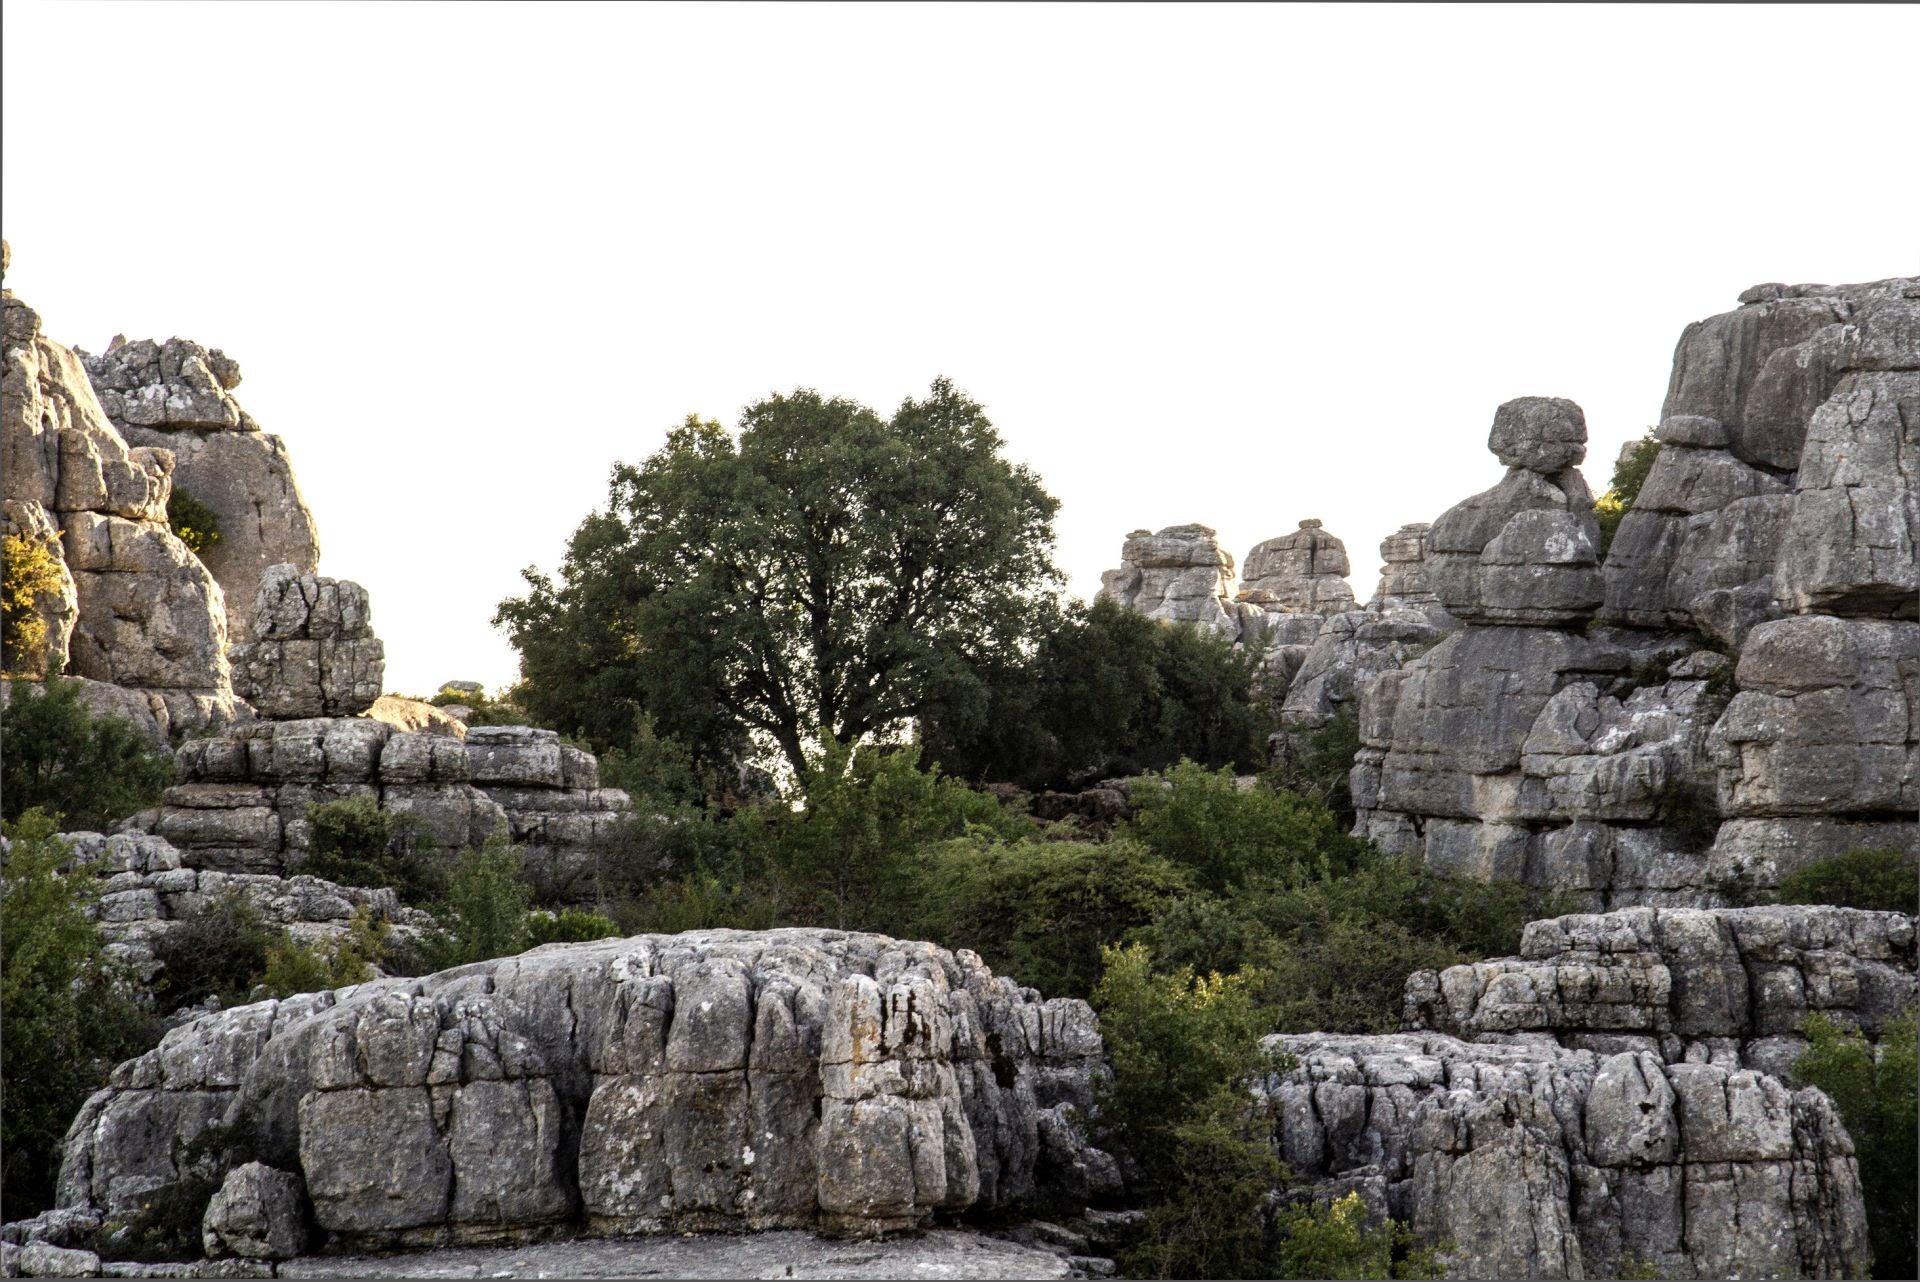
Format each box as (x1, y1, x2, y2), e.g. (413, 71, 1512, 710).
(4, 2, 1917, 698)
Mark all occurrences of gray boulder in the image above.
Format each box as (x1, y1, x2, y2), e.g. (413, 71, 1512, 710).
(1263, 1031, 1871, 1280)
(228, 566, 385, 719)
(1236, 519, 1356, 616)
(53, 930, 1117, 1246)
(1096, 524, 1265, 640)
(202, 1163, 308, 1260)
(1488, 395, 1587, 473)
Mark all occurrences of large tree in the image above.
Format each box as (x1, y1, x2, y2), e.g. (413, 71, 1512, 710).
(496, 379, 1059, 778)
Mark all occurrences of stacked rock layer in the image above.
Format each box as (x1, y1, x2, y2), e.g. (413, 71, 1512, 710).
(54, 930, 1118, 1246)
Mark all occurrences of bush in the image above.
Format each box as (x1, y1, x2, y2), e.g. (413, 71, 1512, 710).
(1, 678, 174, 831)
(165, 488, 222, 557)
(1774, 847, 1917, 914)
(260, 908, 389, 998)
(1793, 1012, 1917, 1280)
(1269, 710, 1363, 824)
(524, 906, 623, 947)
(298, 794, 440, 905)
(418, 837, 532, 968)
(1272, 1191, 1445, 1280)
(1094, 943, 1283, 1280)
(152, 892, 285, 1009)
(611, 873, 780, 936)
(1595, 431, 1659, 559)
(2, 530, 67, 677)
(1654, 776, 1721, 854)
(906, 833, 1189, 999)
(2, 811, 163, 1216)
(1125, 762, 1363, 894)
(425, 682, 527, 728)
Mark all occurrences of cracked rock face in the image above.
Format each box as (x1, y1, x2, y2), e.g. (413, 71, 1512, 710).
(82, 337, 322, 643)
(54, 930, 1117, 1245)
(1403, 905, 1917, 1078)
(1236, 519, 1357, 617)
(1367, 522, 1447, 617)
(1261, 1031, 1871, 1281)
(229, 565, 385, 718)
(2, 264, 243, 736)
(1096, 523, 1266, 640)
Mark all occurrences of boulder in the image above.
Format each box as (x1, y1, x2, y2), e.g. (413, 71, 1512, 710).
(202, 1163, 309, 1260)
(53, 930, 1117, 1246)
(81, 337, 321, 643)
(1096, 524, 1265, 640)
(1263, 1031, 1871, 1280)
(1236, 519, 1356, 616)
(1366, 522, 1447, 617)
(229, 566, 385, 718)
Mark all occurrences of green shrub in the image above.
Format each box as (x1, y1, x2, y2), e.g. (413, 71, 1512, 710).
(1654, 776, 1721, 854)
(2, 530, 67, 677)
(165, 488, 222, 557)
(0, 678, 174, 831)
(1595, 431, 1659, 559)
(419, 837, 532, 968)
(424, 682, 528, 728)
(260, 908, 389, 997)
(1272, 1191, 1445, 1280)
(1774, 847, 1917, 914)
(152, 891, 285, 1009)
(1094, 943, 1283, 1280)
(1125, 762, 1363, 894)
(611, 873, 781, 936)
(1269, 710, 1364, 823)
(2, 811, 164, 1216)
(1793, 1012, 1917, 1280)
(298, 794, 440, 905)
(524, 906, 623, 947)
(906, 833, 1189, 999)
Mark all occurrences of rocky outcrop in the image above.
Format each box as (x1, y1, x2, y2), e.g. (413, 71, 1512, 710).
(202, 1163, 309, 1261)
(1236, 520, 1356, 617)
(1367, 522, 1446, 616)
(81, 337, 321, 643)
(1262, 1031, 1871, 1281)
(1602, 278, 1919, 645)
(1275, 609, 1448, 734)
(53, 930, 1118, 1247)
(144, 718, 629, 900)
(229, 566, 384, 719)
(1427, 398, 1604, 627)
(52, 830, 429, 988)
(2, 251, 244, 738)
(1096, 524, 1264, 640)
(1403, 905, 1917, 1079)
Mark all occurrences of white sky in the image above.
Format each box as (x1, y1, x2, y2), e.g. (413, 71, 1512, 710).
(5, 2, 1916, 697)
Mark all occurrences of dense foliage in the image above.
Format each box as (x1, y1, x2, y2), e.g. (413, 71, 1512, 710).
(1793, 1012, 1917, 1280)
(298, 794, 442, 906)
(1773, 846, 1917, 913)
(920, 596, 1274, 790)
(2, 529, 67, 676)
(496, 380, 1060, 777)
(2, 812, 162, 1217)
(164, 488, 222, 557)
(1594, 430, 1659, 559)
(0, 677, 174, 830)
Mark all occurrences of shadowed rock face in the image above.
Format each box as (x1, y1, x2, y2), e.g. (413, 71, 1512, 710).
(1261, 1031, 1872, 1281)
(1404, 905, 1917, 1078)
(54, 930, 1118, 1246)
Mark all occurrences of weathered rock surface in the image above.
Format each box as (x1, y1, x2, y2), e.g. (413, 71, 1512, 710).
(3, 268, 243, 737)
(1404, 905, 1917, 1077)
(1276, 609, 1448, 734)
(202, 1163, 308, 1260)
(1236, 519, 1356, 616)
(54, 931, 1117, 1247)
(1427, 399, 1603, 627)
(81, 338, 321, 643)
(145, 717, 627, 900)
(1262, 1031, 1871, 1280)
(1096, 524, 1264, 640)
(1367, 522, 1447, 617)
(228, 567, 384, 719)
(275, 1229, 1076, 1279)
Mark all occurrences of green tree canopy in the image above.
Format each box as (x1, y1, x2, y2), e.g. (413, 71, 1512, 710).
(497, 379, 1060, 777)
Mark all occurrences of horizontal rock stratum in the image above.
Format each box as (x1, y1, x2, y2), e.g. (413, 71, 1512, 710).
(55, 930, 1118, 1248)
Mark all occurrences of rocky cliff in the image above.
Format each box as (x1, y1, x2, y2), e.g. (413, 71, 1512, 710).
(51, 930, 1118, 1249)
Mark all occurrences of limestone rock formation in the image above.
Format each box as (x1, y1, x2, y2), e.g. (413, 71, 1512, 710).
(81, 337, 321, 643)
(1403, 905, 1917, 1078)
(50, 829, 430, 988)
(1096, 524, 1264, 640)
(1236, 519, 1357, 616)
(146, 717, 628, 900)
(202, 1162, 309, 1260)
(1427, 398, 1603, 627)
(229, 565, 385, 718)
(53, 930, 1118, 1246)
(1262, 1031, 1871, 1280)
(2, 254, 244, 738)
(1367, 522, 1446, 616)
